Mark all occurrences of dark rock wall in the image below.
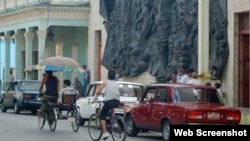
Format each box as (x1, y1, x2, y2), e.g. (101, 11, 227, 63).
(100, 0, 229, 82)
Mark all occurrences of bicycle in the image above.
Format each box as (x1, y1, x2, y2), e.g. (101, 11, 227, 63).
(37, 96, 58, 132)
(88, 100, 126, 141)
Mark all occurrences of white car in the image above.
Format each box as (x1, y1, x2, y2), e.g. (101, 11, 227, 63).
(76, 81, 144, 126)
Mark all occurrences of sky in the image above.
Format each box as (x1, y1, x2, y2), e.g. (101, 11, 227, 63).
(0, 41, 15, 81)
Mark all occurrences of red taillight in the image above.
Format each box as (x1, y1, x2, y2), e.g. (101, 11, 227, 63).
(187, 112, 203, 120)
(24, 94, 32, 99)
(226, 112, 241, 121)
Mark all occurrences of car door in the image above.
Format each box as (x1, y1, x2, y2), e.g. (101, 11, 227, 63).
(2, 86, 16, 107)
(134, 87, 157, 129)
(150, 87, 168, 130)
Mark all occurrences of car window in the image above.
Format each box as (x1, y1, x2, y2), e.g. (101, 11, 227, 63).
(118, 84, 143, 97)
(141, 88, 156, 102)
(173, 87, 223, 104)
(154, 88, 168, 102)
(19, 81, 41, 91)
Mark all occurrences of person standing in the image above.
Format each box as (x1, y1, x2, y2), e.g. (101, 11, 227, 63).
(39, 70, 59, 110)
(74, 77, 82, 95)
(92, 70, 120, 140)
(81, 65, 90, 97)
(179, 68, 194, 84)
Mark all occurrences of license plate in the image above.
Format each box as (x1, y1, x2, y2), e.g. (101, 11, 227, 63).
(207, 112, 220, 120)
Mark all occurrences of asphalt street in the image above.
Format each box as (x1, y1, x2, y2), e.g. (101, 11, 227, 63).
(0, 110, 162, 141)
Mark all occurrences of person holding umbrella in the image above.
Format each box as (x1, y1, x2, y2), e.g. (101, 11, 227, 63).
(39, 70, 59, 110)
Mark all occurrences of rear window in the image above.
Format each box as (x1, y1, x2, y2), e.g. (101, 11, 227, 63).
(19, 81, 41, 91)
(89, 83, 143, 98)
(118, 84, 143, 97)
(174, 87, 224, 104)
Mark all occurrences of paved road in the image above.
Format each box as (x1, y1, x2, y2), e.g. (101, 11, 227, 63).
(0, 110, 162, 141)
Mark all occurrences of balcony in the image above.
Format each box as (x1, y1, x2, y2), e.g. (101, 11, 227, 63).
(0, 0, 90, 14)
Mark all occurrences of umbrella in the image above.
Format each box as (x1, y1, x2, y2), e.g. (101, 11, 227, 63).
(35, 56, 83, 72)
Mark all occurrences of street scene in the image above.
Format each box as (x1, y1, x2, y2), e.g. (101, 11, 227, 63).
(0, 0, 249, 141)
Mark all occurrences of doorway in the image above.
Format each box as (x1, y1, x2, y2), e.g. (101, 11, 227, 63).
(238, 13, 250, 108)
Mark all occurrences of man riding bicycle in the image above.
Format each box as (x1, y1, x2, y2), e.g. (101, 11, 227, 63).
(92, 70, 120, 140)
(39, 70, 59, 110)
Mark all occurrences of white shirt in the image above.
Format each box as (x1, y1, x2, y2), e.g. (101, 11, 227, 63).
(179, 75, 192, 84)
(187, 79, 202, 85)
(58, 86, 77, 104)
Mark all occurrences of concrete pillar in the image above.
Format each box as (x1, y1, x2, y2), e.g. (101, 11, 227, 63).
(13, 34, 22, 80)
(24, 32, 34, 80)
(198, 0, 210, 82)
(3, 36, 11, 88)
(36, 30, 47, 80)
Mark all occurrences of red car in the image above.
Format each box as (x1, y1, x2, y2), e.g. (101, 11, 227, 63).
(125, 83, 241, 141)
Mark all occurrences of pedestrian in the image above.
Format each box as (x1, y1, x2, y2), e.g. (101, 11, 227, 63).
(187, 72, 202, 85)
(92, 70, 120, 140)
(38, 70, 59, 110)
(7, 70, 15, 91)
(179, 68, 194, 84)
(74, 77, 82, 95)
(81, 65, 90, 97)
(176, 66, 184, 83)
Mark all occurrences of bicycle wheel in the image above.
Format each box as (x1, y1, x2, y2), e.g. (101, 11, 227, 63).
(48, 108, 57, 132)
(88, 114, 102, 141)
(38, 110, 46, 129)
(111, 115, 127, 141)
(71, 108, 80, 132)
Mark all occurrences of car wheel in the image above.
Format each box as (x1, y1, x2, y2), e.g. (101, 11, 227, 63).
(14, 102, 20, 114)
(125, 115, 139, 137)
(1, 105, 7, 112)
(162, 120, 170, 141)
(79, 117, 85, 126)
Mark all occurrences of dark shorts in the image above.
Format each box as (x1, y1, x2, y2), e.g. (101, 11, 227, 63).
(100, 99, 120, 120)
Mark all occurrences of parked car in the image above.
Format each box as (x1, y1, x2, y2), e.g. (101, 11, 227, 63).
(125, 83, 241, 141)
(76, 81, 144, 126)
(1, 80, 42, 115)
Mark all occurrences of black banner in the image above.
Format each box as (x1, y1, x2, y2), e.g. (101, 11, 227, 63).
(170, 125, 250, 140)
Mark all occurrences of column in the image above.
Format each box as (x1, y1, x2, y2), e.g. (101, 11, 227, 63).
(4, 36, 11, 89)
(24, 32, 34, 80)
(198, 0, 210, 82)
(36, 30, 47, 80)
(13, 34, 22, 80)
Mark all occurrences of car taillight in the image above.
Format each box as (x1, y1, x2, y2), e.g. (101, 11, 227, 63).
(226, 112, 241, 121)
(24, 94, 32, 99)
(187, 112, 203, 120)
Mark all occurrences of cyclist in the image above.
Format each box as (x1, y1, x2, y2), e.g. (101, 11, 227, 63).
(39, 70, 59, 111)
(92, 70, 120, 140)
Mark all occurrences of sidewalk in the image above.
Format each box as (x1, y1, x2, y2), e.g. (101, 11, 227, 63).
(240, 108, 250, 125)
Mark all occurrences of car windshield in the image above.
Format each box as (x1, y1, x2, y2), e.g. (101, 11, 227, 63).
(19, 81, 41, 91)
(174, 87, 224, 104)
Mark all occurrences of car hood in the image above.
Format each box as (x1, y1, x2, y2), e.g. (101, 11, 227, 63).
(76, 96, 138, 105)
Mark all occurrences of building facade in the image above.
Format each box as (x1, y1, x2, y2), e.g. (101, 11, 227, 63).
(0, 0, 90, 89)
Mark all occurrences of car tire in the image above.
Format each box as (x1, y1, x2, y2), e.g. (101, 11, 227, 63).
(1, 105, 7, 112)
(14, 102, 20, 114)
(125, 115, 139, 137)
(79, 117, 85, 126)
(162, 120, 170, 141)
